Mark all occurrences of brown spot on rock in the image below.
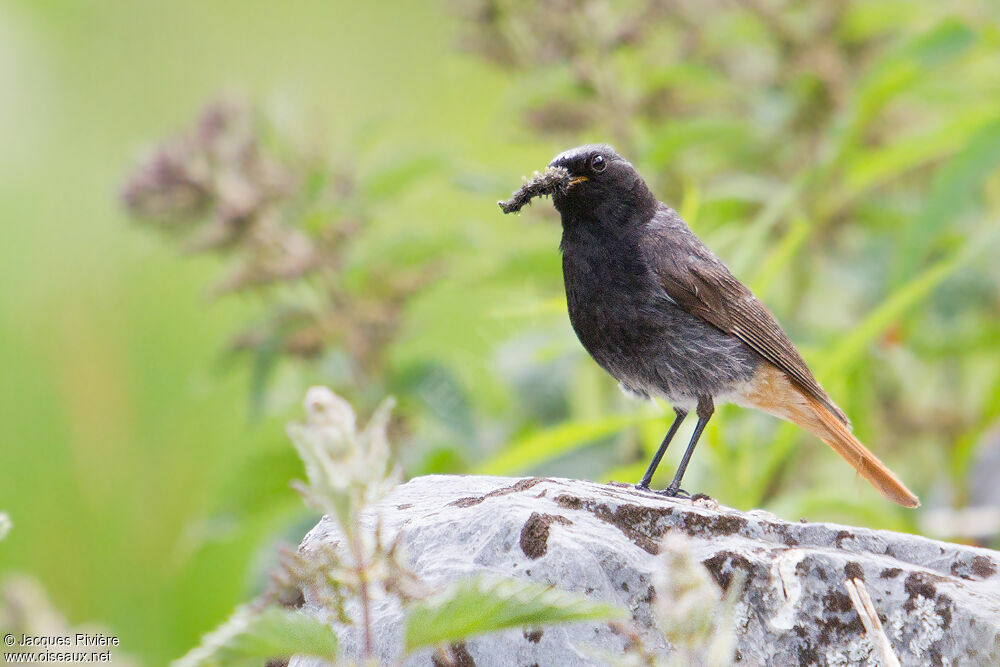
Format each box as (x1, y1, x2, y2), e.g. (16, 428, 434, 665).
(520, 512, 572, 559)
(523, 628, 543, 643)
(432, 642, 476, 667)
(952, 554, 998, 580)
(880, 567, 902, 579)
(596, 503, 674, 552)
(793, 556, 827, 582)
(972, 555, 997, 578)
(702, 551, 753, 592)
(844, 562, 864, 581)
(680, 511, 749, 537)
(903, 571, 947, 611)
(823, 590, 853, 614)
(776, 525, 799, 546)
(797, 643, 820, 665)
(817, 614, 864, 647)
(449, 478, 547, 508)
(554, 494, 583, 510)
(554, 496, 673, 553)
(450, 497, 484, 508)
(936, 594, 953, 629)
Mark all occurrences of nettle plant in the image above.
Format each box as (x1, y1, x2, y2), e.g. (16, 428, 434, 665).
(175, 387, 621, 665)
(121, 101, 440, 412)
(173, 387, 749, 666)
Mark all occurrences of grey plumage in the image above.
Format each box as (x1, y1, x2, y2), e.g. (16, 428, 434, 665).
(499, 143, 918, 506)
(560, 204, 760, 411)
(549, 143, 844, 420)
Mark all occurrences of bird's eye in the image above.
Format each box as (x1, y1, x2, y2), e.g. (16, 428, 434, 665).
(591, 154, 606, 173)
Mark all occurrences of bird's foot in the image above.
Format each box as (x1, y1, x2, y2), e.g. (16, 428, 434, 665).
(656, 483, 690, 499)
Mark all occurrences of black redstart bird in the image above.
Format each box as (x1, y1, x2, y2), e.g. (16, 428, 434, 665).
(499, 144, 919, 507)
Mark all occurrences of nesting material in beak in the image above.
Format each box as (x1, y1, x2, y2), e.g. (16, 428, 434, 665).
(498, 166, 572, 214)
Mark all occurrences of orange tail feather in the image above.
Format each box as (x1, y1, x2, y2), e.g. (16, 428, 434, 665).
(799, 393, 920, 508)
(739, 364, 920, 508)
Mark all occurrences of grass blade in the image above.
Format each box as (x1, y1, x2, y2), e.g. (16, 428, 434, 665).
(475, 413, 660, 475)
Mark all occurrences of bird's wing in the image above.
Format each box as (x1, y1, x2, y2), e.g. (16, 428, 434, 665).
(646, 221, 850, 427)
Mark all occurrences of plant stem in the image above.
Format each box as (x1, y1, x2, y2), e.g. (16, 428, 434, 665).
(350, 527, 374, 658)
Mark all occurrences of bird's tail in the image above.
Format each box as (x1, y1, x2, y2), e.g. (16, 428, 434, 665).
(798, 392, 919, 508)
(740, 365, 920, 508)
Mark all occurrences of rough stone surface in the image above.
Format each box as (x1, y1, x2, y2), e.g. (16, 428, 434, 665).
(294, 475, 1000, 666)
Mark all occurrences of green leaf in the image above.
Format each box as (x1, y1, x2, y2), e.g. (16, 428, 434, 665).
(747, 218, 809, 298)
(838, 18, 977, 157)
(859, 17, 976, 109)
(894, 117, 1000, 284)
(951, 366, 1000, 482)
(816, 248, 964, 377)
(725, 172, 810, 277)
(818, 236, 986, 379)
(747, 227, 998, 507)
(747, 422, 802, 507)
(840, 1, 920, 42)
(404, 577, 624, 651)
(843, 106, 998, 198)
(175, 606, 338, 667)
(644, 117, 751, 168)
(475, 413, 661, 475)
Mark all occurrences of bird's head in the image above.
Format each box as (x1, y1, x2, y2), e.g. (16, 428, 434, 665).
(547, 144, 656, 223)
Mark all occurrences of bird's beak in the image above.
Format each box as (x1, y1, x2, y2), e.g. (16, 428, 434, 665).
(568, 176, 588, 186)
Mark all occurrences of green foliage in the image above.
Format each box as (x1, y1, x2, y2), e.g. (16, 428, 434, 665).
(6, 0, 1000, 663)
(451, 1, 1000, 527)
(895, 119, 1000, 284)
(404, 576, 624, 652)
(175, 607, 338, 667)
(182, 388, 623, 664)
(476, 413, 662, 475)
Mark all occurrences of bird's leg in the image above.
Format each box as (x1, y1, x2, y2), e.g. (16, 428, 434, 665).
(661, 396, 714, 498)
(636, 408, 688, 489)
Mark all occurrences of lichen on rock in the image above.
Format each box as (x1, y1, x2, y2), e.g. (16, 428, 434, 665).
(294, 475, 1000, 665)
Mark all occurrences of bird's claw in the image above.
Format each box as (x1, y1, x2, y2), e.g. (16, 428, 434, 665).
(657, 484, 690, 499)
(635, 481, 695, 500)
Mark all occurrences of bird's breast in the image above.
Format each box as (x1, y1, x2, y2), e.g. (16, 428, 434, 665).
(559, 229, 759, 402)
(561, 241, 664, 364)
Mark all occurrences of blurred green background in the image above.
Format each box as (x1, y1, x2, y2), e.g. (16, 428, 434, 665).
(3, 0, 1000, 662)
